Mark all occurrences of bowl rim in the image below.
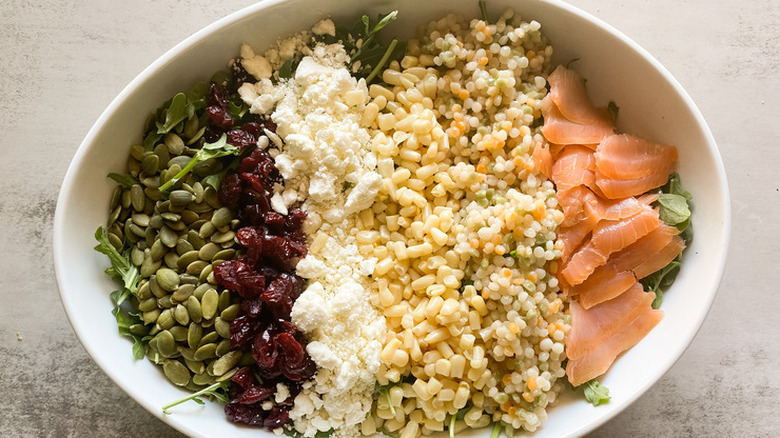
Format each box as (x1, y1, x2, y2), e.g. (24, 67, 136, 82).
(53, 1, 731, 437)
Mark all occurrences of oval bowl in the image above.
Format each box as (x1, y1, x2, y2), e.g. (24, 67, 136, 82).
(54, 0, 730, 437)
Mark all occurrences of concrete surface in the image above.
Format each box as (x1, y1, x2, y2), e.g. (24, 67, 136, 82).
(1, 0, 778, 437)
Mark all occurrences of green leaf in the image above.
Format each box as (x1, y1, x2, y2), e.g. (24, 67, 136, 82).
(278, 59, 295, 79)
(186, 81, 210, 111)
(202, 172, 225, 191)
(94, 226, 138, 296)
(143, 130, 162, 151)
(337, 11, 402, 82)
(657, 193, 690, 225)
(479, 0, 490, 22)
(162, 381, 230, 414)
(158, 134, 239, 194)
(341, 181, 355, 192)
(583, 379, 611, 406)
(607, 101, 619, 125)
(666, 173, 692, 200)
(490, 422, 502, 438)
(108, 172, 138, 187)
(156, 93, 189, 135)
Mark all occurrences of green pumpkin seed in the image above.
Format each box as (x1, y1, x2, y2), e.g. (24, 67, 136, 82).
(140, 175, 160, 189)
(198, 221, 216, 239)
(201, 289, 219, 320)
(147, 324, 161, 337)
(198, 242, 220, 261)
(214, 317, 231, 339)
(178, 346, 196, 361)
(138, 297, 158, 312)
(210, 207, 233, 228)
(159, 226, 178, 248)
(172, 283, 194, 302)
(210, 230, 236, 244)
(143, 308, 161, 325)
(212, 248, 236, 262)
(215, 367, 238, 382)
(187, 126, 206, 145)
(187, 296, 203, 323)
(180, 210, 200, 225)
(163, 360, 191, 386)
(129, 324, 149, 337)
(187, 230, 205, 250)
(203, 187, 220, 208)
(187, 260, 209, 276)
(121, 189, 132, 209)
(110, 186, 122, 210)
(176, 239, 194, 255)
(177, 250, 199, 270)
(217, 290, 231, 312)
(163, 252, 179, 270)
(156, 268, 180, 292)
(128, 222, 146, 238)
(206, 270, 216, 285)
(154, 330, 177, 357)
(140, 257, 162, 278)
(161, 212, 181, 223)
(130, 247, 144, 266)
(170, 190, 194, 209)
(169, 325, 188, 342)
(137, 281, 152, 300)
(149, 276, 166, 298)
(184, 357, 206, 375)
(141, 154, 160, 175)
(212, 350, 241, 376)
(107, 232, 123, 251)
(199, 264, 213, 283)
(127, 157, 140, 177)
(193, 343, 217, 361)
(149, 214, 164, 229)
(179, 274, 199, 285)
(157, 309, 175, 330)
(198, 330, 219, 347)
(187, 322, 203, 349)
(158, 294, 175, 309)
(182, 115, 199, 140)
(131, 212, 150, 228)
(184, 381, 203, 392)
(167, 155, 192, 170)
(143, 225, 155, 247)
(174, 304, 190, 326)
(130, 184, 145, 211)
(157, 199, 171, 213)
(154, 143, 170, 168)
(130, 144, 145, 160)
(150, 239, 166, 261)
(193, 283, 211, 300)
(145, 186, 161, 202)
(193, 372, 215, 386)
(165, 133, 185, 155)
(220, 304, 241, 322)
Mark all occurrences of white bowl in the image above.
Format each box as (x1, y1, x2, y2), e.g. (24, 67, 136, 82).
(53, 1, 730, 437)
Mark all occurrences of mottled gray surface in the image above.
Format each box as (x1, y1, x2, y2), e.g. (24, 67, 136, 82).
(1, 0, 777, 437)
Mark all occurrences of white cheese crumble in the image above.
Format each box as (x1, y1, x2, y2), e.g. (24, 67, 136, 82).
(239, 35, 385, 438)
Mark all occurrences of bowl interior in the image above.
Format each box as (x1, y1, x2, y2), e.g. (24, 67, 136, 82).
(53, 1, 730, 437)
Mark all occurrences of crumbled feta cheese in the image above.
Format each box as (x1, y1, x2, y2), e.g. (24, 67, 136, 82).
(312, 19, 336, 37)
(240, 44, 272, 80)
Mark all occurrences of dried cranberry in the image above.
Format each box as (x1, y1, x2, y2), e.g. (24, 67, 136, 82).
(229, 315, 254, 348)
(263, 406, 290, 429)
(218, 173, 242, 208)
(252, 329, 278, 372)
(231, 367, 258, 391)
(224, 400, 265, 426)
(241, 122, 263, 138)
(227, 128, 257, 148)
(208, 82, 229, 109)
(236, 385, 275, 404)
(206, 105, 236, 130)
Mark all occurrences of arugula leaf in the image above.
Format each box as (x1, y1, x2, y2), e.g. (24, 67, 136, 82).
(186, 81, 210, 112)
(156, 93, 190, 135)
(641, 255, 682, 309)
(158, 134, 239, 194)
(94, 226, 138, 297)
(583, 379, 611, 406)
(278, 59, 296, 80)
(107, 172, 138, 187)
(113, 305, 146, 360)
(333, 11, 404, 83)
(162, 380, 230, 414)
(657, 193, 690, 226)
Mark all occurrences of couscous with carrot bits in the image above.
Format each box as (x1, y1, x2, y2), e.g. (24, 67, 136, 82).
(357, 11, 568, 437)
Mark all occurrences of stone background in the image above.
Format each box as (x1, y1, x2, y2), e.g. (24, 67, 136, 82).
(1, 0, 778, 437)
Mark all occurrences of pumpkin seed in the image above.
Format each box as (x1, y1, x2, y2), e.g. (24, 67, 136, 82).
(108, 232, 123, 251)
(157, 309, 175, 330)
(164, 133, 185, 156)
(198, 331, 219, 347)
(178, 346, 196, 361)
(132, 213, 150, 228)
(158, 295, 175, 309)
(212, 248, 236, 262)
(198, 242, 220, 261)
(214, 317, 231, 339)
(147, 325, 161, 337)
(161, 212, 181, 223)
(201, 289, 219, 320)
(163, 252, 179, 269)
(149, 276, 166, 298)
(206, 270, 216, 285)
(110, 186, 122, 210)
(220, 304, 241, 322)
(170, 190, 194, 209)
(210, 230, 236, 244)
(192, 372, 215, 386)
(187, 295, 203, 323)
(128, 223, 146, 238)
(140, 257, 162, 278)
(193, 283, 211, 300)
(140, 175, 160, 189)
(130, 184, 145, 211)
(159, 226, 178, 248)
(199, 221, 216, 239)
(187, 322, 203, 349)
(121, 189, 132, 209)
(174, 304, 190, 326)
(184, 381, 203, 392)
(137, 281, 152, 300)
(138, 297, 158, 312)
(156, 268, 180, 292)
(145, 187, 161, 202)
(215, 339, 230, 357)
(180, 210, 199, 224)
(129, 247, 144, 266)
(143, 308, 161, 325)
(176, 239, 194, 255)
(169, 325, 188, 342)
(177, 250, 200, 270)
(193, 343, 217, 361)
(212, 350, 241, 376)
(150, 239, 166, 261)
(186, 260, 209, 276)
(129, 324, 149, 336)
(183, 115, 199, 139)
(127, 157, 140, 177)
(187, 126, 206, 145)
(204, 187, 220, 208)
(130, 144, 145, 160)
(210, 207, 233, 228)
(167, 155, 192, 170)
(154, 330, 177, 357)
(179, 274, 199, 285)
(149, 214, 164, 229)
(187, 230, 205, 249)
(185, 358, 206, 375)
(217, 290, 231, 312)
(172, 283, 194, 302)
(199, 264, 213, 283)
(163, 360, 190, 386)
(141, 154, 160, 175)
(215, 367, 238, 382)
(154, 143, 170, 168)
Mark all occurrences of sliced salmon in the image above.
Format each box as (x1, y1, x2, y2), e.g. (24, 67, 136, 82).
(540, 95, 614, 145)
(595, 162, 676, 199)
(609, 224, 681, 275)
(532, 143, 554, 179)
(548, 65, 609, 125)
(633, 235, 685, 279)
(566, 283, 653, 361)
(572, 268, 636, 309)
(562, 207, 661, 285)
(595, 134, 679, 180)
(551, 146, 596, 192)
(558, 219, 597, 264)
(566, 307, 663, 386)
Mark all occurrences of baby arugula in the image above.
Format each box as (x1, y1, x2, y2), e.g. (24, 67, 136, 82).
(158, 133, 239, 194)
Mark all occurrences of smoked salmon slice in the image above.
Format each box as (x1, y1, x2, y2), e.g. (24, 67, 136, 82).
(595, 168, 676, 200)
(566, 306, 663, 386)
(594, 134, 679, 180)
(548, 65, 609, 125)
(571, 268, 636, 309)
(608, 224, 682, 275)
(551, 146, 597, 192)
(532, 144, 554, 179)
(561, 207, 661, 285)
(540, 95, 614, 145)
(566, 283, 654, 361)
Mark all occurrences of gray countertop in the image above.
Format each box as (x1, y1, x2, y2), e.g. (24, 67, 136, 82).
(2, 0, 777, 437)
